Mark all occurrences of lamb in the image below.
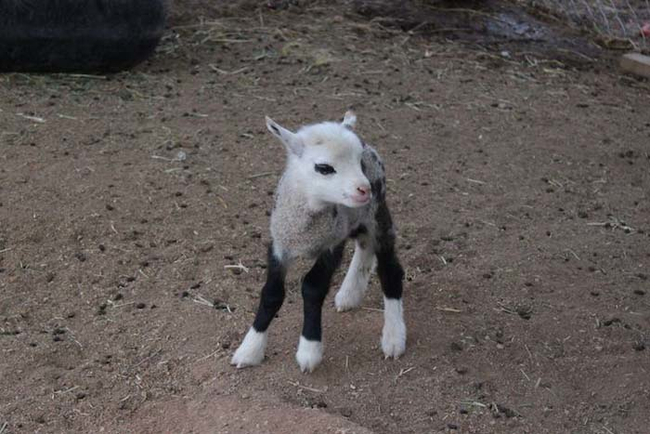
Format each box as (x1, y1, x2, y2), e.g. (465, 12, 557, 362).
(231, 111, 406, 373)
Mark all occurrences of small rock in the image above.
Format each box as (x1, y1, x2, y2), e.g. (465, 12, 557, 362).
(450, 342, 463, 352)
(136, 303, 146, 309)
(495, 403, 517, 418)
(214, 300, 233, 311)
(97, 304, 107, 315)
(311, 398, 327, 409)
(633, 289, 646, 296)
(517, 306, 532, 320)
(603, 317, 621, 327)
(199, 244, 214, 253)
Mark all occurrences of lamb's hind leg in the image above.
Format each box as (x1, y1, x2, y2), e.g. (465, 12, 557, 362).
(335, 232, 375, 312)
(231, 244, 286, 368)
(297, 242, 345, 372)
(375, 202, 406, 359)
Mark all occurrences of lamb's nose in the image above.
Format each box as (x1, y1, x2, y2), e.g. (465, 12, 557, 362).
(357, 185, 370, 196)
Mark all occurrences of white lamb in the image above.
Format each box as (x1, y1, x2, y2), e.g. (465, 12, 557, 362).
(231, 111, 406, 373)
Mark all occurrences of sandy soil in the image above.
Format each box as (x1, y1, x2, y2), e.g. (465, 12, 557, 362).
(1, 1, 649, 433)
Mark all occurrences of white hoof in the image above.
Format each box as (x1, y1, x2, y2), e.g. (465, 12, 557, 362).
(231, 328, 267, 368)
(296, 336, 323, 373)
(381, 298, 406, 359)
(335, 288, 364, 312)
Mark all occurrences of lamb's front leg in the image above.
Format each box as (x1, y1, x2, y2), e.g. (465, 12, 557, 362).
(375, 202, 406, 359)
(231, 245, 286, 368)
(297, 242, 345, 372)
(335, 235, 375, 312)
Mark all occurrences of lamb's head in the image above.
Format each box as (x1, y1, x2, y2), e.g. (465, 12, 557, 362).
(266, 111, 371, 209)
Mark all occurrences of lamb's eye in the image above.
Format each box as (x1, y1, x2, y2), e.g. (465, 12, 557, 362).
(314, 163, 336, 175)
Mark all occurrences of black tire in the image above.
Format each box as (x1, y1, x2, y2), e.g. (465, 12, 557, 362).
(0, 0, 168, 73)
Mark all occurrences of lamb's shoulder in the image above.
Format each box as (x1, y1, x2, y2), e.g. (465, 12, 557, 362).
(271, 196, 350, 259)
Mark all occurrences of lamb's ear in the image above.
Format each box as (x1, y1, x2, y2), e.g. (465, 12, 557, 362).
(266, 116, 303, 157)
(342, 110, 356, 130)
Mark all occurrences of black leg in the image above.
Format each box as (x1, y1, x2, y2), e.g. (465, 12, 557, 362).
(374, 200, 407, 358)
(374, 201, 404, 300)
(252, 244, 287, 333)
(301, 242, 345, 341)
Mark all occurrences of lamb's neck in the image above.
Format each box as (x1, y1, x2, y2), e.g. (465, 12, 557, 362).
(279, 169, 329, 213)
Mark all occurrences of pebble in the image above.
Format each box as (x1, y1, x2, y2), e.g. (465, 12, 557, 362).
(450, 342, 463, 352)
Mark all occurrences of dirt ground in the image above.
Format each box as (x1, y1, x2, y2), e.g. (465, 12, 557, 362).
(1, 1, 649, 433)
